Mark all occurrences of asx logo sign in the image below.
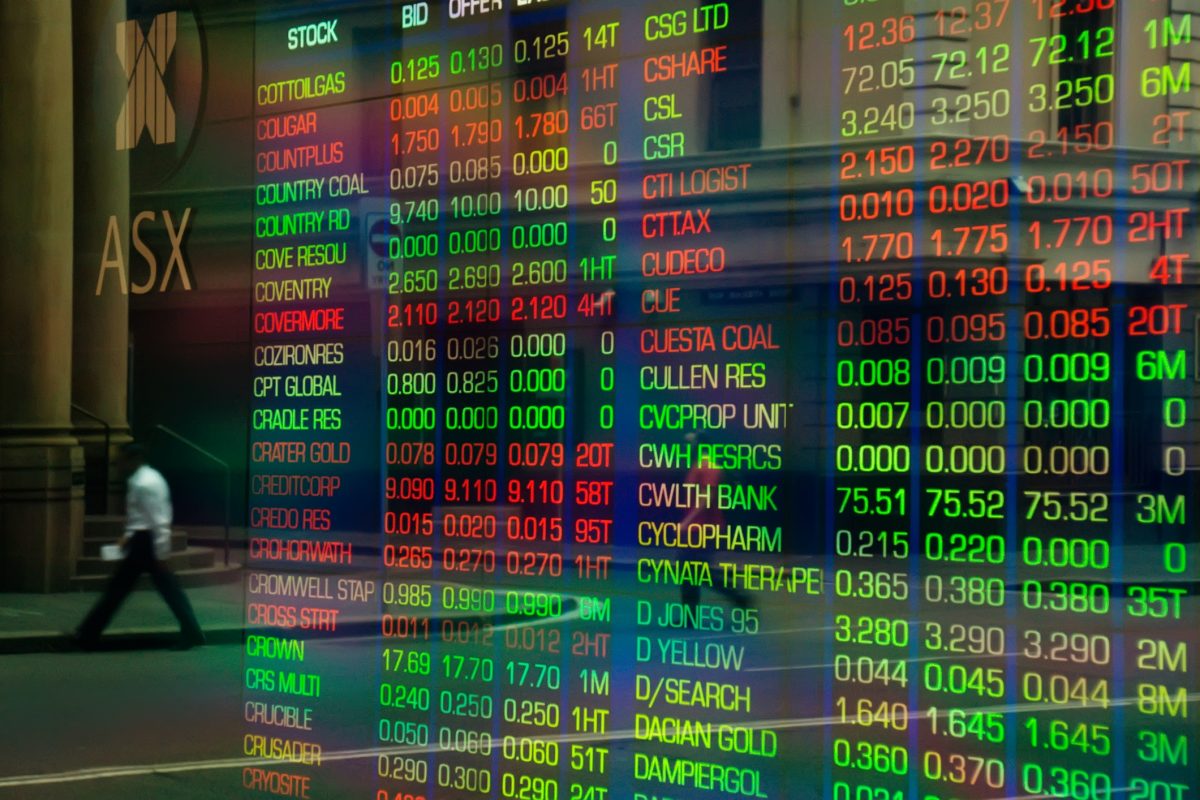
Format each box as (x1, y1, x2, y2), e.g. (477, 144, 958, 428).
(96, 209, 194, 295)
(100, 7, 206, 294)
(115, 12, 177, 150)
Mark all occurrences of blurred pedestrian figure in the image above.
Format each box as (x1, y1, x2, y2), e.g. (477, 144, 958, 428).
(679, 431, 752, 612)
(75, 443, 205, 649)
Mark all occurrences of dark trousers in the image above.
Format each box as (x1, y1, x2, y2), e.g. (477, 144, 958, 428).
(679, 550, 752, 610)
(77, 530, 202, 645)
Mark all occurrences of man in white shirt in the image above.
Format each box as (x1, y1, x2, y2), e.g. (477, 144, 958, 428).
(76, 444, 205, 649)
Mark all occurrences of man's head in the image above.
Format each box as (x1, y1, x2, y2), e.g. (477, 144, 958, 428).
(118, 442, 147, 477)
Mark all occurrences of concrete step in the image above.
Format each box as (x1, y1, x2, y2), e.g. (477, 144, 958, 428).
(68, 561, 243, 592)
(74, 546, 218, 576)
(74, 515, 240, 590)
(81, 529, 189, 556)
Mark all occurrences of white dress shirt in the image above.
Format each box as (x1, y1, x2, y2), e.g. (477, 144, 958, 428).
(125, 464, 173, 559)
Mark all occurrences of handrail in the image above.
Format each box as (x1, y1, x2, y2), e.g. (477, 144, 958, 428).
(155, 424, 231, 566)
(71, 403, 111, 514)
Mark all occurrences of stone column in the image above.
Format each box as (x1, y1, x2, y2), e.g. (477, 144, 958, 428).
(761, 0, 800, 149)
(72, 0, 132, 515)
(0, 0, 85, 592)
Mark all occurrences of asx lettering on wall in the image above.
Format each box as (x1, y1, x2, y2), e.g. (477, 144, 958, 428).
(96, 209, 194, 295)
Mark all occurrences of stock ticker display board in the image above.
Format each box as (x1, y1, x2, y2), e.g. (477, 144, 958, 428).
(231, 0, 1200, 798)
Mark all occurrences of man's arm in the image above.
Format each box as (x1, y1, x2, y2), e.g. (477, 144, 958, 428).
(119, 482, 148, 548)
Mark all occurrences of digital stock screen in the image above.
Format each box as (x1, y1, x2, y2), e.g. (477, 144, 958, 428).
(233, 1, 1200, 798)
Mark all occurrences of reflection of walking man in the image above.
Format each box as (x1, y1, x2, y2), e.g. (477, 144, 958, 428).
(76, 444, 205, 649)
(679, 432, 751, 611)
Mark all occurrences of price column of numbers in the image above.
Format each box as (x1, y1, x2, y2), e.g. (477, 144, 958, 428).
(379, 30, 444, 800)
(917, 5, 1017, 792)
(1015, 3, 1119, 799)
(834, 3, 918, 796)
(436, 23, 508, 800)
(499, 14, 573, 800)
